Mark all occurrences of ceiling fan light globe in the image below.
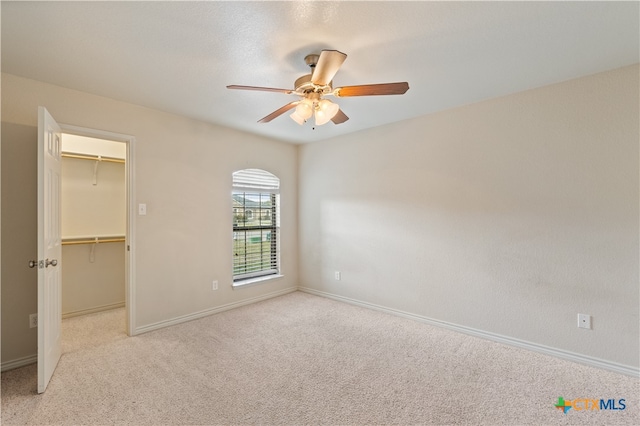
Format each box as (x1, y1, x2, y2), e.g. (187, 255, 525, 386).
(290, 111, 306, 125)
(327, 102, 340, 119)
(316, 109, 331, 126)
(314, 110, 331, 126)
(295, 102, 313, 120)
(316, 99, 340, 125)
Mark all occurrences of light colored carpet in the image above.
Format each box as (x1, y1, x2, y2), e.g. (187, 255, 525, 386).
(1, 291, 638, 425)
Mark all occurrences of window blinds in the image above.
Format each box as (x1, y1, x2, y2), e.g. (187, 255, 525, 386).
(232, 168, 280, 193)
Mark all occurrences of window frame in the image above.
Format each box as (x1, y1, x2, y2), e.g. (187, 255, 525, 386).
(232, 169, 281, 286)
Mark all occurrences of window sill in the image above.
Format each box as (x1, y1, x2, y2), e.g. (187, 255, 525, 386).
(232, 274, 284, 289)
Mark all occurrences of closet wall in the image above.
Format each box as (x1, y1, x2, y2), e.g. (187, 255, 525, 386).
(61, 134, 126, 317)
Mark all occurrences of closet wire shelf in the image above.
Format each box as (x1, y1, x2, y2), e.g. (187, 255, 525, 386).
(62, 236, 126, 246)
(61, 152, 125, 164)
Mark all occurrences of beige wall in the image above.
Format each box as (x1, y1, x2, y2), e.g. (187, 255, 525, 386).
(62, 155, 126, 238)
(62, 243, 125, 317)
(298, 65, 639, 368)
(1, 73, 299, 366)
(1, 123, 38, 365)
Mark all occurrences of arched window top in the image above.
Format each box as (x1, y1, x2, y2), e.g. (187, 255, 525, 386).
(233, 168, 279, 193)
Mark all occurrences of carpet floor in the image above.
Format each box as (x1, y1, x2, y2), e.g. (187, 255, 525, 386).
(1, 291, 638, 425)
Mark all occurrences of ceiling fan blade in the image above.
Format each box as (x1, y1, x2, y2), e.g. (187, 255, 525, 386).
(331, 109, 349, 124)
(257, 102, 298, 123)
(227, 85, 293, 94)
(334, 82, 409, 97)
(312, 50, 347, 86)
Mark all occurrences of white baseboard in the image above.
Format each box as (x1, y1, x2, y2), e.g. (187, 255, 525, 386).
(1, 354, 37, 372)
(298, 287, 639, 378)
(62, 301, 125, 319)
(134, 287, 297, 335)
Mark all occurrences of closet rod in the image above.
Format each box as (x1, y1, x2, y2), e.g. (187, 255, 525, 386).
(61, 152, 125, 164)
(62, 237, 125, 246)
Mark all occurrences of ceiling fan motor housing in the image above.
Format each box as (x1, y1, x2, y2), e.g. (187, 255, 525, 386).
(295, 54, 333, 95)
(294, 74, 333, 96)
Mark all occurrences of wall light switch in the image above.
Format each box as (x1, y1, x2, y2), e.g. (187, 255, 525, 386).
(138, 203, 147, 215)
(335, 271, 341, 281)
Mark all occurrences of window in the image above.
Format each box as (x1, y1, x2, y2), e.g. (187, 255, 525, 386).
(232, 169, 280, 283)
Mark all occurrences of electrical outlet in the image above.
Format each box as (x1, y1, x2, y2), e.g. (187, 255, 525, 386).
(334, 271, 341, 281)
(29, 313, 38, 328)
(578, 313, 592, 330)
(212, 280, 218, 291)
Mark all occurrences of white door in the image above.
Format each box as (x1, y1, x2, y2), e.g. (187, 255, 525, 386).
(37, 107, 63, 393)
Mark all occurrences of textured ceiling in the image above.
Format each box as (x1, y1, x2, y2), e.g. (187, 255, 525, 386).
(2, 1, 638, 144)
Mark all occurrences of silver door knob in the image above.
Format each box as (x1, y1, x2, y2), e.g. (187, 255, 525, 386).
(29, 260, 38, 268)
(45, 259, 58, 267)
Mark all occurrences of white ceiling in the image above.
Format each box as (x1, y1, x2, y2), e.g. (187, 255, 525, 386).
(2, 1, 638, 144)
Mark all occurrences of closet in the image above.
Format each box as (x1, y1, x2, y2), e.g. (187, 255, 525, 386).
(60, 134, 126, 319)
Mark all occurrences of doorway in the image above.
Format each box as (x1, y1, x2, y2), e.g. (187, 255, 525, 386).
(60, 133, 126, 320)
(59, 125, 135, 336)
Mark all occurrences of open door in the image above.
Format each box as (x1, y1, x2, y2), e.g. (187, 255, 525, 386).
(36, 107, 63, 393)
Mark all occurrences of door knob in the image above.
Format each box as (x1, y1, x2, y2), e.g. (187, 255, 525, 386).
(29, 260, 38, 268)
(45, 259, 58, 267)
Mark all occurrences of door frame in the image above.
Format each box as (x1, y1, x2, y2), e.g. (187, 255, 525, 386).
(59, 124, 137, 336)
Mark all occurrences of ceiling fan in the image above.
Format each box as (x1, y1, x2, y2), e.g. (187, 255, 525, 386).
(227, 49, 409, 126)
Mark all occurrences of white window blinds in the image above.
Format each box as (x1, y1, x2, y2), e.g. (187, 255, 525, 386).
(232, 169, 280, 193)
